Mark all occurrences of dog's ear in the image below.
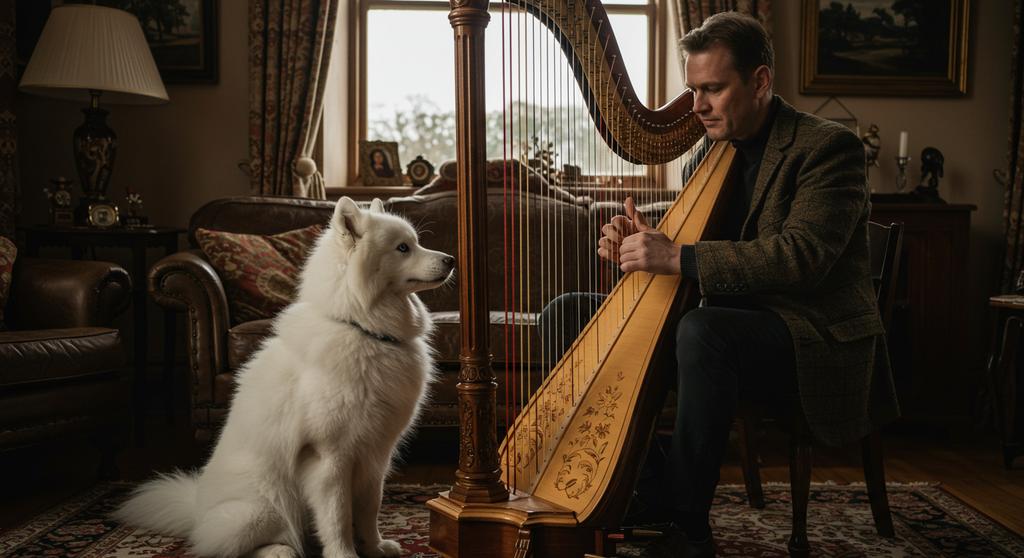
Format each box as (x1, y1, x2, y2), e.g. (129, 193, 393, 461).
(333, 196, 365, 241)
(369, 198, 385, 214)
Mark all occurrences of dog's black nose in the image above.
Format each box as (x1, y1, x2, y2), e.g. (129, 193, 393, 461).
(443, 256, 455, 268)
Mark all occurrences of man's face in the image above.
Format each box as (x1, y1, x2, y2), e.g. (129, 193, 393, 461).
(685, 44, 769, 141)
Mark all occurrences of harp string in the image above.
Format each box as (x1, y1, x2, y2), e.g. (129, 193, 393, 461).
(520, 2, 528, 485)
(540, 0, 549, 485)
(500, 0, 513, 493)
(533, 0, 540, 494)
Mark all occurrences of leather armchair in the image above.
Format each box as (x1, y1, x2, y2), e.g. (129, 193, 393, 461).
(0, 257, 132, 477)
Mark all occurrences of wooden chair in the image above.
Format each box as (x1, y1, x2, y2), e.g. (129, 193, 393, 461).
(735, 221, 904, 557)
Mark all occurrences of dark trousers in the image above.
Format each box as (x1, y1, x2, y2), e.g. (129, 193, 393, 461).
(537, 293, 797, 528)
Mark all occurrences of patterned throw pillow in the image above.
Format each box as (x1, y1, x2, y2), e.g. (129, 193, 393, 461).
(0, 236, 15, 330)
(195, 224, 324, 325)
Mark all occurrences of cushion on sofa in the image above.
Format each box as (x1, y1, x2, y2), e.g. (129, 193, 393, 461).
(0, 236, 15, 330)
(0, 327, 124, 386)
(195, 224, 324, 325)
(228, 318, 273, 370)
(430, 311, 541, 365)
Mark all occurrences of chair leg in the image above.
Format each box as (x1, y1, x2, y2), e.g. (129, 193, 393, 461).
(788, 419, 811, 558)
(735, 417, 765, 509)
(861, 431, 895, 537)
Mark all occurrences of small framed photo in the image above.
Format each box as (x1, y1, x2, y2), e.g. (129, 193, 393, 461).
(359, 140, 403, 186)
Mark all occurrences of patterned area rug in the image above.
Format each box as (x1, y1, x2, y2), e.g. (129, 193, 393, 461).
(1, 482, 1021, 557)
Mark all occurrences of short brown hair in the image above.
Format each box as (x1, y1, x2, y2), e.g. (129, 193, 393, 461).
(680, 12, 774, 80)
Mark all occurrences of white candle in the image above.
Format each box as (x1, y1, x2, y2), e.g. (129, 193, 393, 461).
(898, 131, 908, 158)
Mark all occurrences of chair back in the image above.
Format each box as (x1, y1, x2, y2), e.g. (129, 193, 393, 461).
(868, 221, 904, 329)
(187, 196, 336, 247)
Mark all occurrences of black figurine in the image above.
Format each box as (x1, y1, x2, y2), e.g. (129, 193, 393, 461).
(913, 146, 945, 202)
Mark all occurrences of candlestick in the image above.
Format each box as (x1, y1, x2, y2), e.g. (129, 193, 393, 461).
(895, 155, 911, 192)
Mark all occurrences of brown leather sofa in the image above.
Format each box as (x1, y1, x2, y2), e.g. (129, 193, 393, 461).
(150, 194, 675, 444)
(1, 258, 132, 477)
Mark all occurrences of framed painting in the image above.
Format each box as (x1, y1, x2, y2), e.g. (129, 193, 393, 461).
(37, 0, 220, 84)
(800, 0, 970, 97)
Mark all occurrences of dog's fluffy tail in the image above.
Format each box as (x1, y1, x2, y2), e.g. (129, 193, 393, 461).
(112, 469, 198, 537)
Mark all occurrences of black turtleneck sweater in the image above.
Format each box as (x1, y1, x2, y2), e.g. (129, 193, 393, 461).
(679, 98, 779, 279)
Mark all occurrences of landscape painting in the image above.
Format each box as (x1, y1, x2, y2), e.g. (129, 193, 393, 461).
(800, 0, 969, 96)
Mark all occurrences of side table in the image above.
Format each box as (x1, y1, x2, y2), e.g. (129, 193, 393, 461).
(20, 225, 184, 443)
(987, 294, 1024, 469)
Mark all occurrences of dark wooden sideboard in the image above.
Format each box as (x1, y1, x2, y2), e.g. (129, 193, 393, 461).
(869, 200, 976, 424)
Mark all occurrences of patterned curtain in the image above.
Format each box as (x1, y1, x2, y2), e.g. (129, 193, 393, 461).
(249, 0, 339, 199)
(0, 0, 16, 238)
(1001, 0, 1024, 292)
(672, 0, 773, 75)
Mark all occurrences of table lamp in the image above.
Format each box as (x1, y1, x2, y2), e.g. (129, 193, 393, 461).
(19, 4, 169, 226)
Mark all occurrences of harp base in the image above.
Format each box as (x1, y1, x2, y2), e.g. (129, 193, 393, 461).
(427, 490, 611, 558)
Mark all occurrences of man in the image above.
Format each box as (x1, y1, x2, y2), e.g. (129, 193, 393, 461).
(538, 11, 899, 556)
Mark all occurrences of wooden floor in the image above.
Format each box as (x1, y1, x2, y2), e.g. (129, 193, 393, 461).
(2, 417, 1022, 537)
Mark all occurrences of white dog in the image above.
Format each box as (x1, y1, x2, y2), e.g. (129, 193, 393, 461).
(114, 197, 453, 558)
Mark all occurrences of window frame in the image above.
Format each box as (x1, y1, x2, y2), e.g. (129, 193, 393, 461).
(329, 0, 666, 196)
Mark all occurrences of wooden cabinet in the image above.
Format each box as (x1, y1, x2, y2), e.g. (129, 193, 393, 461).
(869, 200, 975, 424)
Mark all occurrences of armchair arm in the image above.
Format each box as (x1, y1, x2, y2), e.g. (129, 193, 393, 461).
(148, 249, 231, 412)
(8, 258, 131, 329)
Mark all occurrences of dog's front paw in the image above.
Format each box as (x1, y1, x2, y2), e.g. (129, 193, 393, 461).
(362, 539, 402, 558)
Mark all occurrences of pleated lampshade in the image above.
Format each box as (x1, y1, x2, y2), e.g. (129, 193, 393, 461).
(19, 4, 169, 104)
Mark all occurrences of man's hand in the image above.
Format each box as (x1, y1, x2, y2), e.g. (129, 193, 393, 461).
(597, 197, 681, 275)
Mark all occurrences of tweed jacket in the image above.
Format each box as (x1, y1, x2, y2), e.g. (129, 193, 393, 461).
(694, 97, 900, 446)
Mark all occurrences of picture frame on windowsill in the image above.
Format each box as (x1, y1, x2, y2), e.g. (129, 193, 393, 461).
(359, 140, 404, 186)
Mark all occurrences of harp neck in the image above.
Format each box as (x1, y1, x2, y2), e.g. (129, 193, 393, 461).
(509, 0, 704, 163)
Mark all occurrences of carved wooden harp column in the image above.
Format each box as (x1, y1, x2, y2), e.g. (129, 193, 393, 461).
(445, 0, 509, 506)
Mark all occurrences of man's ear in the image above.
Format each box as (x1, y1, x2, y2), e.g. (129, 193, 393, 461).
(369, 197, 385, 214)
(754, 65, 772, 98)
(333, 196, 365, 241)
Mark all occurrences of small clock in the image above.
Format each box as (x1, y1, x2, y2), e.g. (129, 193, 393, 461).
(87, 202, 120, 228)
(406, 155, 435, 187)
(54, 189, 72, 208)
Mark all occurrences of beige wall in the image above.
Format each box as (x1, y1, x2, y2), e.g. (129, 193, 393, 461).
(16, 0, 250, 232)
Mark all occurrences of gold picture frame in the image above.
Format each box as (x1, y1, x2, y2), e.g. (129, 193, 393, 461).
(359, 140, 403, 186)
(800, 0, 970, 97)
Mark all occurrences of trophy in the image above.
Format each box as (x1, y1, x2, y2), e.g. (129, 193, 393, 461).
(43, 177, 75, 226)
(123, 186, 149, 227)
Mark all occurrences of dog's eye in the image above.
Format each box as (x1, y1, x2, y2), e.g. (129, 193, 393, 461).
(397, 243, 409, 253)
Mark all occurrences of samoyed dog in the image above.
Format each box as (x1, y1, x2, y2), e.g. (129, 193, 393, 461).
(115, 197, 454, 558)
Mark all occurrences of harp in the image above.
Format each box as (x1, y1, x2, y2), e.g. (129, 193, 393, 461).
(427, 1, 736, 556)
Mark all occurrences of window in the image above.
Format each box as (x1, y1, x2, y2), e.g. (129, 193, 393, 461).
(327, 0, 662, 189)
